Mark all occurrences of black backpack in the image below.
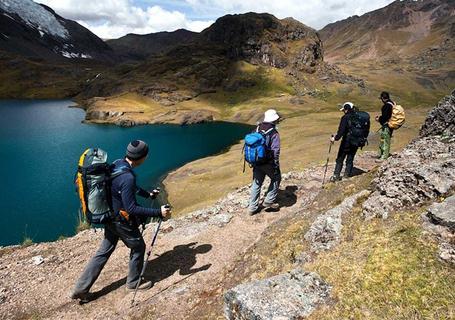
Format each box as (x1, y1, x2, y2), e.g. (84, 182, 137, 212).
(347, 111, 370, 148)
(75, 148, 129, 226)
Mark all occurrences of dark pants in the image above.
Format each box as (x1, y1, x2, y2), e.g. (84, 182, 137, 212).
(334, 141, 358, 177)
(72, 221, 145, 294)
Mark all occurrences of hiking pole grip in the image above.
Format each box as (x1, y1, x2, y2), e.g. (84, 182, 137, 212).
(131, 218, 163, 307)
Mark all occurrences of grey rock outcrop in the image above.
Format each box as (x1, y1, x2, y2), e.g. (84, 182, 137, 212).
(363, 89, 455, 219)
(305, 190, 370, 252)
(224, 270, 331, 320)
(420, 89, 455, 137)
(202, 13, 323, 70)
(427, 195, 455, 230)
(423, 195, 455, 264)
(363, 136, 455, 219)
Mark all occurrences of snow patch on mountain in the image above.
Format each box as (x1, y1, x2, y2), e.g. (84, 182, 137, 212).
(0, 0, 69, 39)
(60, 51, 92, 59)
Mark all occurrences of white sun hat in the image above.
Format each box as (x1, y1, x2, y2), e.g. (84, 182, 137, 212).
(339, 102, 354, 111)
(264, 109, 280, 122)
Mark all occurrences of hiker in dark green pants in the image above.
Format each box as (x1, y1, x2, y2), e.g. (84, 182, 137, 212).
(376, 91, 394, 161)
(379, 126, 392, 160)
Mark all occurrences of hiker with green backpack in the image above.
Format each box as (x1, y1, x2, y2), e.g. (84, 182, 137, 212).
(244, 109, 281, 215)
(329, 102, 370, 182)
(376, 91, 405, 161)
(71, 140, 171, 303)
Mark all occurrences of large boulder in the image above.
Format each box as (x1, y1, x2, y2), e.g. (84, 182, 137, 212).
(423, 195, 455, 264)
(427, 195, 455, 230)
(420, 89, 455, 137)
(362, 136, 455, 219)
(305, 190, 370, 252)
(224, 269, 331, 320)
(362, 90, 455, 219)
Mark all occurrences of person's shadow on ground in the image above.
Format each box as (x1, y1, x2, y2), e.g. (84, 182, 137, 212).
(144, 242, 212, 283)
(351, 167, 367, 177)
(264, 186, 298, 212)
(88, 242, 212, 302)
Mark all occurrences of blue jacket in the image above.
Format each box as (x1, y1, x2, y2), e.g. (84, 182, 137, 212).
(110, 159, 162, 222)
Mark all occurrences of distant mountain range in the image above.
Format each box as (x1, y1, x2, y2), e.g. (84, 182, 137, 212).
(0, 0, 453, 119)
(106, 29, 197, 61)
(319, 0, 455, 61)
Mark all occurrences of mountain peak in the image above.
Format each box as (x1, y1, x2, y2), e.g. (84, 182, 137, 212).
(0, 0, 114, 61)
(319, 0, 455, 61)
(0, 0, 69, 39)
(201, 12, 322, 68)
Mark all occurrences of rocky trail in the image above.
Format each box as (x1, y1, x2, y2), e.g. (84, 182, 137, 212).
(2, 88, 454, 319)
(0, 116, 450, 320)
(0, 153, 378, 320)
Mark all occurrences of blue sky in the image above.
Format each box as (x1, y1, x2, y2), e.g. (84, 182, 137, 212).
(37, 0, 396, 39)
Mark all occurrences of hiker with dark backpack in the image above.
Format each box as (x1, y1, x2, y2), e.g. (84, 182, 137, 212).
(376, 91, 405, 161)
(245, 109, 281, 215)
(71, 140, 171, 303)
(329, 102, 370, 182)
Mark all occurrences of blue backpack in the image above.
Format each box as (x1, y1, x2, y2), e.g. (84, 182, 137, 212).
(243, 127, 274, 170)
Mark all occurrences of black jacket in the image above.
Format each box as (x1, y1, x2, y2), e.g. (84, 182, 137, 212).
(378, 100, 394, 127)
(110, 159, 161, 225)
(334, 110, 355, 142)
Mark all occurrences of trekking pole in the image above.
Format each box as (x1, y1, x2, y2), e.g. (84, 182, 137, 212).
(141, 187, 161, 234)
(131, 217, 163, 307)
(322, 139, 334, 186)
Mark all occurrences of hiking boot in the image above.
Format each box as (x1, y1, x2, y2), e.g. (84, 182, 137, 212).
(247, 207, 261, 216)
(263, 202, 279, 209)
(329, 175, 341, 182)
(70, 291, 92, 303)
(263, 202, 279, 210)
(126, 280, 153, 291)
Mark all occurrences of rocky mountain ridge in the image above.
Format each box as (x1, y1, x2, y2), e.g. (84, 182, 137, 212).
(106, 29, 198, 61)
(319, 0, 455, 61)
(78, 12, 330, 126)
(200, 13, 322, 69)
(0, 0, 114, 61)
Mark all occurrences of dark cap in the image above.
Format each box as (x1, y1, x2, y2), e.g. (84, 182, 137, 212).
(126, 140, 149, 160)
(380, 91, 390, 100)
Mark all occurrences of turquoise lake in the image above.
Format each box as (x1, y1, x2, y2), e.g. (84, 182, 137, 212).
(0, 100, 252, 246)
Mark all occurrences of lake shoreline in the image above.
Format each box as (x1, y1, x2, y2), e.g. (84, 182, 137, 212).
(0, 100, 252, 246)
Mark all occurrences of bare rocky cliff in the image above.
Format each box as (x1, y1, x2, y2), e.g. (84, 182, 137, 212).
(319, 0, 455, 61)
(201, 13, 323, 70)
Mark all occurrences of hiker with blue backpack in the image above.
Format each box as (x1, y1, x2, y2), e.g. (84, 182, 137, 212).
(71, 140, 171, 303)
(244, 109, 281, 215)
(329, 102, 370, 182)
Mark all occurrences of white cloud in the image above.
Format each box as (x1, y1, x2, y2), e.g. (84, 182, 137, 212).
(35, 0, 396, 39)
(36, 0, 213, 39)
(184, 0, 396, 29)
